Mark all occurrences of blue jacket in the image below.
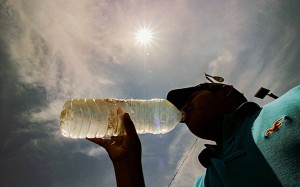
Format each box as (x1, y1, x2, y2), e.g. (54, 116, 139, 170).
(194, 86, 300, 187)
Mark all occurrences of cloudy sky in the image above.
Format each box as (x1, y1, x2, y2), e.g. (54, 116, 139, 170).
(1, 0, 300, 186)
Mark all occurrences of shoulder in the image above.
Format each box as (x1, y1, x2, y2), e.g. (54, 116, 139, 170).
(263, 85, 300, 113)
(253, 85, 300, 140)
(252, 85, 300, 186)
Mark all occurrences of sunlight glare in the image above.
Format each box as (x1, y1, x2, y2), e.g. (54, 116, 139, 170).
(135, 28, 153, 45)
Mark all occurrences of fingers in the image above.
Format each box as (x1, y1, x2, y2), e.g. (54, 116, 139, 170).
(123, 113, 138, 136)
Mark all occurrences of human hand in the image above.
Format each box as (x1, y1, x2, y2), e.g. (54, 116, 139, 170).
(87, 113, 145, 187)
(87, 113, 142, 164)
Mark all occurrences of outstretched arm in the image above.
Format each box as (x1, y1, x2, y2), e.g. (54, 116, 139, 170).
(87, 113, 145, 187)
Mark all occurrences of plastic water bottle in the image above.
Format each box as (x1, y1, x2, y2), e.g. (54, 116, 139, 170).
(60, 98, 182, 139)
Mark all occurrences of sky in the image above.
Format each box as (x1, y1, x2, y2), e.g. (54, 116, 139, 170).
(1, 0, 300, 186)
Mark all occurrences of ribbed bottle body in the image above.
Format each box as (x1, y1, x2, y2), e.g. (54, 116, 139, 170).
(60, 98, 182, 138)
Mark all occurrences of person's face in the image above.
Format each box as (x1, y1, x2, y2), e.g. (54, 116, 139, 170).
(181, 89, 225, 141)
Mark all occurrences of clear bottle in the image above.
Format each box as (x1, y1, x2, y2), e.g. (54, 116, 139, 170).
(60, 98, 182, 139)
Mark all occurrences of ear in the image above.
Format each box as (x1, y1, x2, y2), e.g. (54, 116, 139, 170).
(222, 85, 234, 97)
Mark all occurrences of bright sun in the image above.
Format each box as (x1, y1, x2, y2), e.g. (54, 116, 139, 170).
(135, 28, 153, 45)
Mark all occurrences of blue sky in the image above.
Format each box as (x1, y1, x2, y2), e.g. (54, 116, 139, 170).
(1, 0, 300, 186)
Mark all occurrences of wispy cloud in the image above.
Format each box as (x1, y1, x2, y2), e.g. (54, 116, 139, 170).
(168, 139, 211, 187)
(4, 0, 139, 125)
(2, 0, 300, 186)
(6, 0, 124, 94)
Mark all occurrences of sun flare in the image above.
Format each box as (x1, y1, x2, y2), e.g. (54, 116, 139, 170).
(135, 27, 153, 45)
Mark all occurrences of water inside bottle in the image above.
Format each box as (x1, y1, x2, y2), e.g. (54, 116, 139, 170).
(60, 98, 183, 138)
(60, 108, 73, 137)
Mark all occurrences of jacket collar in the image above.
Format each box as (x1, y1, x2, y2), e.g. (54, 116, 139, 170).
(198, 102, 261, 168)
(223, 102, 261, 140)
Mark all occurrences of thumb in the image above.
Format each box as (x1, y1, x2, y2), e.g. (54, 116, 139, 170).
(123, 113, 138, 136)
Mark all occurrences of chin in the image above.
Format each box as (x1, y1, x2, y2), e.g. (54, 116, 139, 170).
(189, 128, 203, 138)
(191, 129, 213, 140)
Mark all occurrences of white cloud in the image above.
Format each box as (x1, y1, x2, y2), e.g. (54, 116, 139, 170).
(73, 145, 106, 158)
(4, 0, 137, 136)
(208, 51, 234, 77)
(7, 0, 124, 99)
(167, 135, 213, 187)
(29, 100, 62, 122)
(2, 0, 300, 186)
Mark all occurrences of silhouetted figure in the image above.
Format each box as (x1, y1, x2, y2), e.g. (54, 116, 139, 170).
(88, 82, 300, 187)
